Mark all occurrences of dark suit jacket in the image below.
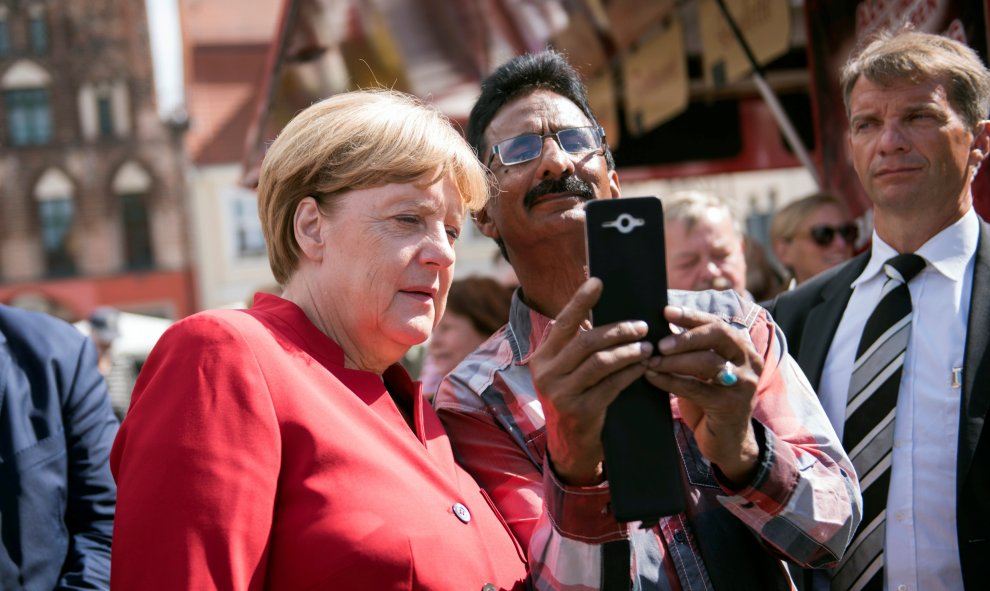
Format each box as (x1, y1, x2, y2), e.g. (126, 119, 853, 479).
(765, 219, 990, 590)
(0, 305, 118, 590)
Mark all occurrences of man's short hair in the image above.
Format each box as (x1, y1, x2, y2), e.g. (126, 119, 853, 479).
(467, 50, 615, 170)
(660, 190, 742, 237)
(841, 30, 990, 128)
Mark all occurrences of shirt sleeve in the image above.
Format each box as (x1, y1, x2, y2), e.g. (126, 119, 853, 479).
(57, 335, 118, 591)
(436, 381, 627, 591)
(710, 308, 863, 568)
(110, 314, 282, 590)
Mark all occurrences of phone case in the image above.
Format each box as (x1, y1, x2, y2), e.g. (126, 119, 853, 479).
(585, 197, 685, 524)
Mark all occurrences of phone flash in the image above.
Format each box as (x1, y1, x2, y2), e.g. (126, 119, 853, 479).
(602, 213, 645, 234)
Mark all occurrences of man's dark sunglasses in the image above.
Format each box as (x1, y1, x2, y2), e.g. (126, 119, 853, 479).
(808, 223, 858, 246)
(487, 126, 605, 167)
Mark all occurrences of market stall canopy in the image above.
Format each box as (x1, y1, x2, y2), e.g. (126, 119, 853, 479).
(241, 0, 811, 187)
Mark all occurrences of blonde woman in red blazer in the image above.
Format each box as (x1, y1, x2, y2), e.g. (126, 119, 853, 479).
(110, 90, 531, 590)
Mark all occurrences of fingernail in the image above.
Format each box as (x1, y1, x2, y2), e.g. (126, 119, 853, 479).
(631, 320, 648, 333)
(639, 342, 653, 355)
(659, 336, 676, 353)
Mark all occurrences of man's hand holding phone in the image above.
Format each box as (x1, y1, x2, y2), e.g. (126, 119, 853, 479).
(529, 277, 654, 487)
(645, 305, 763, 487)
(533, 196, 766, 522)
(530, 278, 765, 505)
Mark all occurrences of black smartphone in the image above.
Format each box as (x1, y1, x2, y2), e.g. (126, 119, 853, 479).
(585, 196, 685, 524)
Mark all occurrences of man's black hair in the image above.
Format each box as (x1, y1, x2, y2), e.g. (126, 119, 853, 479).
(467, 50, 616, 171)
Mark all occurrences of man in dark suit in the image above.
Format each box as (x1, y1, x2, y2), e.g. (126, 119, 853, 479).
(0, 304, 118, 590)
(767, 31, 990, 590)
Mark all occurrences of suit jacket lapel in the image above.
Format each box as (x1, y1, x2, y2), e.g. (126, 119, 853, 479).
(798, 254, 870, 391)
(959, 219, 990, 489)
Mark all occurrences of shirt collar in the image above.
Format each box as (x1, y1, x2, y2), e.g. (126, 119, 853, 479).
(506, 289, 554, 365)
(852, 207, 979, 288)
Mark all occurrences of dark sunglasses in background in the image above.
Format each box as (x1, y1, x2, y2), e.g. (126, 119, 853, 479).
(807, 223, 859, 247)
(488, 126, 605, 167)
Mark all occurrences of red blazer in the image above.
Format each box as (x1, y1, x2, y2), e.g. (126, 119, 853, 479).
(111, 294, 527, 590)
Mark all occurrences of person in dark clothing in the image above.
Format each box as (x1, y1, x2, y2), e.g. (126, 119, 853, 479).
(0, 304, 117, 590)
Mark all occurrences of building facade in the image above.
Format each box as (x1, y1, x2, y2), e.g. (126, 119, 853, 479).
(182, 0, 278, 310)
(0, 0, 194, 320)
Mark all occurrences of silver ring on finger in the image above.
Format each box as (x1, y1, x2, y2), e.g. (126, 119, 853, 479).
(715, 361, 738, 387)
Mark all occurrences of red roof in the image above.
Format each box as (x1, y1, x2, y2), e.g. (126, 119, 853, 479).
(181, 0, 279, 164)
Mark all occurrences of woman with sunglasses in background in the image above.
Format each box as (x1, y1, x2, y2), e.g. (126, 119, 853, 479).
(771, 193, 858, 289)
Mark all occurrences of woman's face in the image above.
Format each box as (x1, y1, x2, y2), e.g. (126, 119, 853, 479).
(775, 203, 855, 284)
(428, 311, 487, 377)
(311, 173, 464, 371)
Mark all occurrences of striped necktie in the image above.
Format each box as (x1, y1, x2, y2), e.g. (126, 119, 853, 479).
(831, 253, 926, 591)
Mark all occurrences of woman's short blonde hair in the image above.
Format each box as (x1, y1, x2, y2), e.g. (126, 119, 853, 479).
(257, 89, 493, 285)
(769, 193, 847, 244)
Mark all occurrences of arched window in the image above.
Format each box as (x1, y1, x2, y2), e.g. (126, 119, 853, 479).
(35, 168, 76, 277)
(112, 161, 154, 270)
(2, 60, 52, 146)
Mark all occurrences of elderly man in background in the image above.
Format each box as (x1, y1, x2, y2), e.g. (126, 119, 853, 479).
(435, 49, 861, 590)
(661, 190, 749, 296)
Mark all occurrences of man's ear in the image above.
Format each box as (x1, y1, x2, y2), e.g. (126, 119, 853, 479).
(473, 203, 501, 241)
(608, 168, 621, 199)
(293, 197, 326, 263)
(970, 120, 990, 166)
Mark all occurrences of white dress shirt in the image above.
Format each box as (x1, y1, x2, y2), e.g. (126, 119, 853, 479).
(818, 208, 977, 591)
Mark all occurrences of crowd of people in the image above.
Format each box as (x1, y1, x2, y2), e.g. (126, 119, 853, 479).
(2, 27, 987, 591)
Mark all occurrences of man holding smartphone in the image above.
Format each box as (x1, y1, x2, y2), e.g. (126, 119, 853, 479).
(434, 50, 860, 590)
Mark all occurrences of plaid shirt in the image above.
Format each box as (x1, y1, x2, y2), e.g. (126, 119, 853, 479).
(434, 289, 862, 591)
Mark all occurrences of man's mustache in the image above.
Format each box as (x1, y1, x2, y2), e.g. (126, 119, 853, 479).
(699, 276, 734, 291)
(523, 176, 595, 210)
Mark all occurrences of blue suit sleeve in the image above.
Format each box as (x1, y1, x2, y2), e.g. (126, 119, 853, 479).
(56, 336, 118, 590)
